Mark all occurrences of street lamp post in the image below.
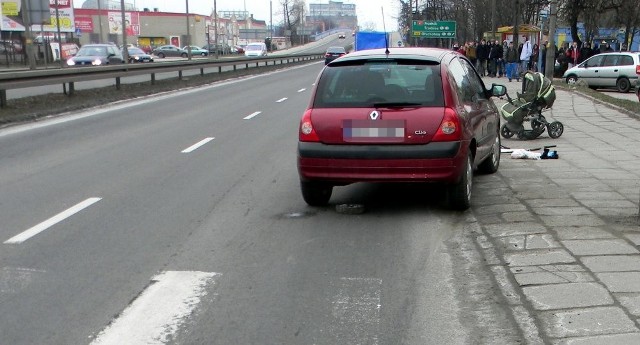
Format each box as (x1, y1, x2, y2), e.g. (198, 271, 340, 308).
(538, 8, 548, 73)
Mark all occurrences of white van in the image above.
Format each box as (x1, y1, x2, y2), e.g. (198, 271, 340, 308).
(244, 42, 267, 57)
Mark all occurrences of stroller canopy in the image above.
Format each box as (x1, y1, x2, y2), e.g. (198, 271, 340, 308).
(517, 71, 555, 108)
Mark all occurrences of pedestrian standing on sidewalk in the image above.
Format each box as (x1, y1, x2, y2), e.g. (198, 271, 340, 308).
(477, 39, 489, 77)
(566, 41, 580, 69)
(520, 36, 533, 75)
(505, 41, 520, 82)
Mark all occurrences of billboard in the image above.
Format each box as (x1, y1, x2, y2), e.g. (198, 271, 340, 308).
(0, 0, 76, 32)
(108, 11, 139, 36)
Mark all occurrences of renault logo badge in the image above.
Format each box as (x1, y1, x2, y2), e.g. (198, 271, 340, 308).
(369, 110, 380, 120)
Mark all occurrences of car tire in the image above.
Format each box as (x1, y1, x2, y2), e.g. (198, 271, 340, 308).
(448, 154, 473, 211)
(181, 53, 187, 58)
(201, 52, 207, 56)
(157, 52, 165, 58)
(616, 77, 631, 93)
(566, 75, 578, 85)
(477, 135, 500, 174)
(300, 181, 332, 206)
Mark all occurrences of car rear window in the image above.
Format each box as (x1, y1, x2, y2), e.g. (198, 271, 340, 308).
(313, 60, 443, 108)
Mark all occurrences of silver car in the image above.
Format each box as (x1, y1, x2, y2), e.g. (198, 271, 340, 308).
(563, 52, 640, 93)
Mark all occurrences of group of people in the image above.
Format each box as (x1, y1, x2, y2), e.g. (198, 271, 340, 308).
(452, 36, 544, 82)
(556, 40, 614, 69)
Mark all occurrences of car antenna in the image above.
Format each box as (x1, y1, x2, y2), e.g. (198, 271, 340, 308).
(381, 6, 389, 56)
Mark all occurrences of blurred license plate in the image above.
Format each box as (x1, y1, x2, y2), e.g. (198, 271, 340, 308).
(343, 119, 405, 142)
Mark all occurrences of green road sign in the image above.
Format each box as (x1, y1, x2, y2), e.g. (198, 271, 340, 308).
(412, 20, 457, 39)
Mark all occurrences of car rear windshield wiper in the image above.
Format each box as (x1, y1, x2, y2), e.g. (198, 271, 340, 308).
(372, 102, 422, 108)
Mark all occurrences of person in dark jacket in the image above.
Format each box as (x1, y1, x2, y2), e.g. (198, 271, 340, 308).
(505, 41, 520, 82)
(476, 39, 489, 77)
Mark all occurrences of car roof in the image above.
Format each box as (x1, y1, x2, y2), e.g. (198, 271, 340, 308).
(332, 47, 453, 64)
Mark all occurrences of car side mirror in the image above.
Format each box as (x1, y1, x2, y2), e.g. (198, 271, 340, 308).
(490, 84, 507, 97)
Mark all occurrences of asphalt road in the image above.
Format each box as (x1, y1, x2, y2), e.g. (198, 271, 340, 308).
(0, 61, 521, 344)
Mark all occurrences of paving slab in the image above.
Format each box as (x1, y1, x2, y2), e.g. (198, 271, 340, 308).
(531, 207, 594, 216)
(580, 255, 640, 272)
(526, 234, 561, 249)
(552, 226, 616, 240)
(522, 283, 613, 310)
(616, 294, 640, 315)
(595, 272, 640, 292)
(525, 199, 581, 208)
(483, 223, 548, 238)
(475, 203, 528, 215)
(553, 333, 640, 345)
(562, 239, 639, 256)
(505, 249, 576, 267)
(625, 234, 640, 245)
(501, 212, 538, 222)
(539, 306, 638, 338)
(541, 215, 606, 227)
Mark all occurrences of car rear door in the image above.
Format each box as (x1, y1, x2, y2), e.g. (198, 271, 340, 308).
(310, 61, 446, 146)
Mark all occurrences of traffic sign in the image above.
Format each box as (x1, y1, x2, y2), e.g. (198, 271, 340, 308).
(412, 20, 456, 39)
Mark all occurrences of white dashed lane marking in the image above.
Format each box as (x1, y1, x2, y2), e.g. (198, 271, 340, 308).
(276, 98, 288, 103)
(4, 198, 102, 244)
(243, 111, 262, 120)
(90, 271, 219, 345)
(181, 137, 214, 153)
(297, 88, 306, 93)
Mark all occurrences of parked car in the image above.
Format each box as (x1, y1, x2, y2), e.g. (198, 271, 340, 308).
(183, 45, 209, 56)
(233, 45, 245, 54)
(201, 43, 231, 55)
(324, 46, 347, 65)
(562, 52, 640, 92)
(151, 45, 188, 58)
(244, 42, 268, 57)
(66, 44, 124, 66)
(127, 47, 154, 63)
(297, 47, 506, 210)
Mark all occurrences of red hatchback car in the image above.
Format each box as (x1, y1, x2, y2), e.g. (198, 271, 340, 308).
(297, 47, 507, 210)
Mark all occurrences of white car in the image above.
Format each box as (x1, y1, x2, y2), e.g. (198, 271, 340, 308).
(562, 52, 640, 92)
(244, 42, 267, 57)
(338, 33, 346, 39)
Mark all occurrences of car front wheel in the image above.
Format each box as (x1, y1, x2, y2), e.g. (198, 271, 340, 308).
(448, 154, 473, 210)
(157, 52, 165, 58)
(566, 75, 578, 85)
(300, 181, 332, 206)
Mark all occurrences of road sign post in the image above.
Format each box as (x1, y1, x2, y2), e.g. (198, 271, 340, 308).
(412, 20, 457, 39)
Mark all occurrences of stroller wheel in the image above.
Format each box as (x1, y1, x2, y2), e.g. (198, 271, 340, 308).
(531, 116, 546, 130)
(517, 127, 545, 140)
(500, 124, 514, 138)
(548, 121, 564, 139)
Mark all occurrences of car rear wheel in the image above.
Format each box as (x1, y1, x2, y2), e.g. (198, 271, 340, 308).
(566, 75, 578, 85)
(301, 181, 332, 206)
(181, 53, 187, 58)
(448, 154, 473, 210)
(616, 77, 631, 93)
(478, 135, 500, 174)
(157, 52, 165, 58)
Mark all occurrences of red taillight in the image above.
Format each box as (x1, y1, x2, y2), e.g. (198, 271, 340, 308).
(299, 109, 320, 142)
(432, 108, 462, 141)
(325, 53, 331, 57)
(636, 65, 640, 75)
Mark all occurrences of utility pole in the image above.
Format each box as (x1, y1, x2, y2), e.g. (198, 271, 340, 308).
(545, 0, 558, 79)
(54, 1, 64, 67)
(121, 0, 128, 63)
(97, 0, 104, 43)
(514, 0, 519, 48)
(185, 0, 191, 60)
(214, 0, 219, 59)
(21, 0, 36, 69)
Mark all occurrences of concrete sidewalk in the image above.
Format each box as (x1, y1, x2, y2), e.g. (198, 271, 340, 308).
(471, 76, 640, 344)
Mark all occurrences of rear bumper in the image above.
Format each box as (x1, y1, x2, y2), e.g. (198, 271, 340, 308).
(297, 141, 467, 183)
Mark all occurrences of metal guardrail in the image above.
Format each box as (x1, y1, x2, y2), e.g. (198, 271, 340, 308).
(0, 53, 323, 107)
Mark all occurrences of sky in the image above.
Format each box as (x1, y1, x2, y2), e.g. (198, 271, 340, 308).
(132, 0, 399, 32)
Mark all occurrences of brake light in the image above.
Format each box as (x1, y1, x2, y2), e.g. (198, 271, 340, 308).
(325, 53, 331, 57)
(636, 64, 640, 75)
(299, 109, 320, 142)
(432, 108, 462, 141)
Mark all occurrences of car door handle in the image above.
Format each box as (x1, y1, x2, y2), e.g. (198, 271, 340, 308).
(614, 69, 619, 72)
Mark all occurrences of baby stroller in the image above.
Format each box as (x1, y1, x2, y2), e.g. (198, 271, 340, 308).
(499, 71, 564, 140)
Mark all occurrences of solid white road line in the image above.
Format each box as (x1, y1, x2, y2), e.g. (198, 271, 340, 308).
(90, 271, 219, 345)
(243, 111, 262, 120)
(181, 137, 214, 153)
(4, 197, 102, 244)
(297, 88, 306, 92)
(276, 97, 288, 103)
